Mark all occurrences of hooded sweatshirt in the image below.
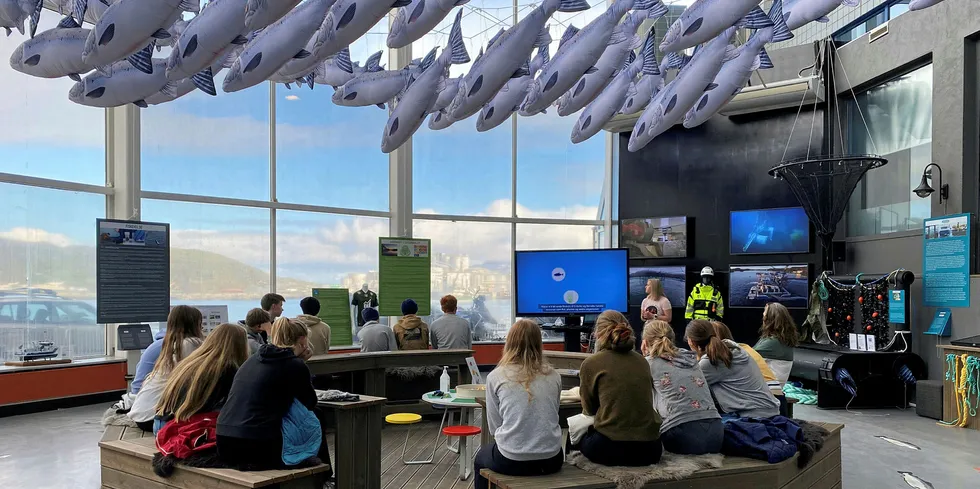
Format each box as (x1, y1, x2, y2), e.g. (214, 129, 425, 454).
(294, 314, 331, 356)
(131, 329, 166, 394)
(647, 349, 721, 433)
(241, 320, 268, 356)
(358, 321, 398, 352)
(393, 315, 429, 350)
(698, 340, 780, 418)
(217, 344, 317, 440)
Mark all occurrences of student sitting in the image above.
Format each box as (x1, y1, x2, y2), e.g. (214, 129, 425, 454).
(685, 320, 779, 418)
(641, 320, 723, 455)
(131, 329, 167, 395)
(474, 320, 564, 489)
(753, 303, 799, 383)
(711, 321, 778, 383)
(242, 308, 272, 355)
(430, 295, 473, 350)
(129, 306, 206, 432)
(216, 318, 332, 472)
(294, 297, 331, 356)
(574, 310, 662, 466)
(393, 299, 429, 350)
(358, 308, 398, 352)
(152, 323, 249, 476)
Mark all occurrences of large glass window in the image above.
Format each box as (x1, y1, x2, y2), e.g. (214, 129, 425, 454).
(0, 184, 105, 361)
(516, 224, 598, 251)
(846, 64, 933, 236)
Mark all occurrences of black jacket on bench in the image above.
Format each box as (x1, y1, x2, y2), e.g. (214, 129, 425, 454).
(217, 344, 317, 440)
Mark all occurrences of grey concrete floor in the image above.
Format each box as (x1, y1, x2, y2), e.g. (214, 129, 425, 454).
(0, 403, 978, 488)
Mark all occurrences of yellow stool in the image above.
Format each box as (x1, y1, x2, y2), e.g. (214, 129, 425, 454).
(385, 413, 436, 464)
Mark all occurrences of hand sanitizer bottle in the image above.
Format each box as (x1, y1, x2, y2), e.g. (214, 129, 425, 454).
(440, 366, 451, 393)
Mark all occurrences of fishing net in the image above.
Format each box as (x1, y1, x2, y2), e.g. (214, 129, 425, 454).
(769, 155, 887, 271)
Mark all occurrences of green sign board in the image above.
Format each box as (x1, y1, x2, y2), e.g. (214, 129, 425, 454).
(312, 288, 353, 346)
(379, 237, 431, 316)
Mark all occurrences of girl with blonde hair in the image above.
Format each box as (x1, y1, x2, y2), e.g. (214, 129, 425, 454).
(574, 310, 662, 466)
(641, 320, 722, 455)
(640, 278, 672, 322)
(474, 320, 563, 489)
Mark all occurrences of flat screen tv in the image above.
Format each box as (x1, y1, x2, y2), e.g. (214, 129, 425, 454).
(730, 207, 810, 255)
(728, 264, 810, 309)
(629, 266, 686, 309)
(515, 249, 629, 316)
(621, 216, 688, 258)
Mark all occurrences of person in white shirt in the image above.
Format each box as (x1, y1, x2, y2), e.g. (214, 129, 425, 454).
(640, 278, 672, 323)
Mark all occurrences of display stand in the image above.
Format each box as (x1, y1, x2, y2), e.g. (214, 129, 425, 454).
(540, 316, 592, 352)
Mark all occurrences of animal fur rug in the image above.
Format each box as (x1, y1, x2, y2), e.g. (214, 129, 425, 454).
(386, 365, 442, 380)
(101, 406, 138, 428)
(568, 451, 724, 489)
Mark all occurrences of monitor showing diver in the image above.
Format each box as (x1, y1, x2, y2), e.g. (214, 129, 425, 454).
(730, 207, 810, 255)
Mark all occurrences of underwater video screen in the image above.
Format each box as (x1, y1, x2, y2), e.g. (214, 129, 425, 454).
(728, 264, 809, 309)
(730, 207, 810, 255)
(628, 266, 686, 309)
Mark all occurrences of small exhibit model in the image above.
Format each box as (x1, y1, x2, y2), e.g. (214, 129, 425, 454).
(685, 266, 724, 320)
(729, 264, 809, 308)
(514, 249, 628, 316)
(629, 266, 685, 307)
(730, 206, 810, 255)
(351, 283, 378, 328)
(15, 341, 60, 361)
(621, 216, 688, 258)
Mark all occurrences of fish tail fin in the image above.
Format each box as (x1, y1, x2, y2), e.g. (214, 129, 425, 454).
(335, 47, 353, 74)
(178, 0, 200, 13)
(558, 24, 579, 50)
(557, 0, 590, 14)
(447, 8, 470, 64)
(634, 0, 667, 18)
(664, 52, 689, 71)
(757, 47, 774, 70)
(29, 0, 42, 38)
(127, 43, 155, 75)
(70, 0, 86, 25)
(641, 27, 659, 76)
(768, 0, 793, 42)
(737, 6, 774, 30)
(192, 67, 217, 96)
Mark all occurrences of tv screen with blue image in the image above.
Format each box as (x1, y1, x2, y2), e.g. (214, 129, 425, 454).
(515, 249, 629, 316)
(730, 207, 810, 255)
(729, 264, 809, 308)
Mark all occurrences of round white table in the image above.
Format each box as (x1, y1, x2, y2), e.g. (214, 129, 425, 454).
(421, 390, 483, 480)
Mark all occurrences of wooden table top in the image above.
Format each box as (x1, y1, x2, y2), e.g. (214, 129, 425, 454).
(315, 392, 388, 410)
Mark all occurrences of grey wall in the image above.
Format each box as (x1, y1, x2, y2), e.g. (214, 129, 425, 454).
(833, 0, 980, 381)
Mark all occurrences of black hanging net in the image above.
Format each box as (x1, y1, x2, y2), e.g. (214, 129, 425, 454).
(769, 155, 887, 271)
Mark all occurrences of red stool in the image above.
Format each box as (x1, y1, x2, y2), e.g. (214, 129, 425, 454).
(442, 425, 481, 480)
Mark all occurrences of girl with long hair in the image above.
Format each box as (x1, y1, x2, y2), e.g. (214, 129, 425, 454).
(473, 320, 563, 489)
(129, 305, 206, 431)
(640, 278, 672, 323)
(711, 321, 778, 383)
(685, 320, 779, 418)
(574, 310, 662, 466)
(217, 318, 329, 472)
(754, 303, 799, 382)
(641, 320, 722, 454)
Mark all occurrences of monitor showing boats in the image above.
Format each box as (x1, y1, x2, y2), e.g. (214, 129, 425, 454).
(729, 264, 809, 308)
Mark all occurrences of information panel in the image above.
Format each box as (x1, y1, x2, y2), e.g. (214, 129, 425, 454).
(378, 237, 431, 316)
(312, 288, 354, 346)
(923, 213, 971, 308)
(97, 219, 170, 323)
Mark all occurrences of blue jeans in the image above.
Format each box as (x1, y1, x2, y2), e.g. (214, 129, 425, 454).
(660, 418, 724, 455)
(152, 417, 167, 435)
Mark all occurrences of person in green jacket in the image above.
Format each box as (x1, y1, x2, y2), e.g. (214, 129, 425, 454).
(685, 267, 725, 320)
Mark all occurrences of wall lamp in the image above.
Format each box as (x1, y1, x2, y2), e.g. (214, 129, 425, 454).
(913, 163, 948, 203)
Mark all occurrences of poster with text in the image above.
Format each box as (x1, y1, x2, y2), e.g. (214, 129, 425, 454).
(379, 238, 431, 316)
(923, 213, 971, 308)
(312, 288, 353, 346)
(97, 219, 170, 323)
(174, 305, 228, 335)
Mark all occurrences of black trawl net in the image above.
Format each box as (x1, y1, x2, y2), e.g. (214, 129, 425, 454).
(769, 155, 887, 271)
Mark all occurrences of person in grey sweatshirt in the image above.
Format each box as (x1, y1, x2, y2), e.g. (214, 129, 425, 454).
(685, 320, 780, 419)
(641, 320, 723, 455)
(474, 319, 563, 489)
(358, 308, 398, 353)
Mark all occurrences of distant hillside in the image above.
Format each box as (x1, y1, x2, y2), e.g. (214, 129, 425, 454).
(0, 238, 317, 300)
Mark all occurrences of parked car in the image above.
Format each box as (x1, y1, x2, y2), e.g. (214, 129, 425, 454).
(0, 289, 104, 362)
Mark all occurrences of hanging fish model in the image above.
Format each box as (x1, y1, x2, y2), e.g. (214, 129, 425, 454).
(381, 8, 469, 153)
(427, 29, 513, 130)
(555, 4, 666, 117)
(315, 49, 381, 87)
(9, 16, 92, 81)
(0, 0, 42, 37)
(683, 0, 791, 128)
(619, 57, 665, 115)
(69, 0, 116, 26)
(244, 0, 301, 32)
(476, 45, 549, 132)
(660, 0, 775, 53)
(783, 0, 858, 31)
(571, 26, 657, 144)
(69, 58, 173, 107)
(82, 0, 199, 76)
(628, 25, 740, 152)
(446, 0, 590, 122)
(432, 75, 461, 112)
(153, 18, 189, 52)
(387, 0, 470, 49)
(222, 0, 336, 93)
(332, 60, 418, 109)
(313, 0, 413, 65)
(147, 45, 241, 105)
(520, 0, 659, 117)
(909, 0, 947, 10)
(166, 0, 251, 96)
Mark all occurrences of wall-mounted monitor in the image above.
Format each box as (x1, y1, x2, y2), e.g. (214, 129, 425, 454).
(730, 207, 810, 255)
(729, 264, 810, 309)
(621, 216, 688, 258)
(629, 266, 686, 309)
(515, 249, 629, 316)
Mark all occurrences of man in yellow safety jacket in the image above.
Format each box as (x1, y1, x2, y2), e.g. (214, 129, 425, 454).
(686, 266, 725, 320)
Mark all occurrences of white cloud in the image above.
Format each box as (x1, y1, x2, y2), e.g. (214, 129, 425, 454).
(0, 227, 75, 247)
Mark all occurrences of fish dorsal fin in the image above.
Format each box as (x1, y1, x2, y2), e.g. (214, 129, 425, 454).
(419, 46, 438, 73)
(757, 47, 774, 70)
(57, 15, 80, 29)
(487, 27, 505, 49)
(334, 47, 353, 74)
(364, 50, 384, 72)
(559, 25, 580, 50)
(768, 0, 794, 42)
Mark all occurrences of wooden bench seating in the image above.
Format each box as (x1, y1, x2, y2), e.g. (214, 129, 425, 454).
(99, 425, 331, 489)
(481, 422, 843, 489)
